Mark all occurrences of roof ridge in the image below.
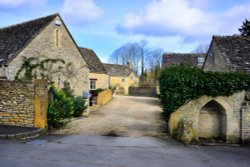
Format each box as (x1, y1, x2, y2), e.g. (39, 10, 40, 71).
(0, 13, 58, 30)
(104, 63, 129, 67)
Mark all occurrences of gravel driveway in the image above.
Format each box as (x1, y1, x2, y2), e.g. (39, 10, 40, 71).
(50, 95, 166, 137)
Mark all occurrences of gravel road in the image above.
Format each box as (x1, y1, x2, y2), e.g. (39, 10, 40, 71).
(50, 95, 166, 137)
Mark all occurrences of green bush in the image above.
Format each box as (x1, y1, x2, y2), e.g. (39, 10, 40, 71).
(72, 96, 87, 117)
(90, 88, 105, 97)
(47, 84, 87, 128)
(159, 65, 250, 119)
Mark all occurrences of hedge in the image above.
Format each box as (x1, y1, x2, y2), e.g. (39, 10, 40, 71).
(159, 66, 250, 119)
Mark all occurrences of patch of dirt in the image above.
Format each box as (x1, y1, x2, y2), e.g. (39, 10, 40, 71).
(49, 95, 167, 137)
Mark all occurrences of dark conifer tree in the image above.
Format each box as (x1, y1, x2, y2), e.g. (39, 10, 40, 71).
(239, 19, 250, 37)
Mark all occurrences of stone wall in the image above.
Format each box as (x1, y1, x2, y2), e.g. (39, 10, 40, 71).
(242, 102, 250, 142)
(129, 86, 157, 97)
(169, 92, 247, 144)
(97, 89, 112, 106)
(0, 80, 48, 128)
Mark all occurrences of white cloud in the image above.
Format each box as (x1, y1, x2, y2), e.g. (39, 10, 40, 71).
(61, 0, 103, 23)
(116, 0, 250, 40)
(0, 0, 46, 7)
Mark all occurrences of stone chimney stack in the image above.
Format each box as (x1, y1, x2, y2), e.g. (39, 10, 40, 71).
(127, 62, 132, 69)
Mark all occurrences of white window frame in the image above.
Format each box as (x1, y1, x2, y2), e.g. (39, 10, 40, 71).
(90, 79, 97, 90)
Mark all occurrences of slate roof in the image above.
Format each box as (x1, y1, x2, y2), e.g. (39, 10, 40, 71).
(0, 13, 58, 66)
(104, 63, 134, 77)
(162, 53, 206, 68)
(79, 47, 107, 74)
(211, 35, 250, 74)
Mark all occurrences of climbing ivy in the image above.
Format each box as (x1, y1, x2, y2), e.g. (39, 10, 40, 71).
(15, 57, 66, 80)
(159, 65, 250, 119)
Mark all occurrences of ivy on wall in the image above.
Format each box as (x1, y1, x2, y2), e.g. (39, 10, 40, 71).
(159, 66, 250, 119)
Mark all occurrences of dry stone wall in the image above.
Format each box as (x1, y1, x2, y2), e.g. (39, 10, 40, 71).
(0, 80, 48, 128)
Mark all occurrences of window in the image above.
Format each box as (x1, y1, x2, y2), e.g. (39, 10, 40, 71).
(121, 78, 125, 82)
(90, 79, 96, 90)
(197, 57, 205, 66)
(198, 57, 204, 63)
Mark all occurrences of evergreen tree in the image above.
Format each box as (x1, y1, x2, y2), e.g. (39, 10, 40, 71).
(239, 19, 250, 37)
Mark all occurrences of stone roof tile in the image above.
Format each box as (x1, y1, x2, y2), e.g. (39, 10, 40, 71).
(0, 13, 58, 65)
(104, 63, 134, 77)
(162, 53, 206, 68)
(79, 47, 107, 74)
(213, 35, 250, 74)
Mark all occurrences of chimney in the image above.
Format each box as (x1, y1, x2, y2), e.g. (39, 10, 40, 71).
(127, 62, 132, 69)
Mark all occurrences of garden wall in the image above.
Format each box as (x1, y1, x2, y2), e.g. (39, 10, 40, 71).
(169, 92, 250, 144)
(97, 89, 112, 105)
(0, 80, 48, 128)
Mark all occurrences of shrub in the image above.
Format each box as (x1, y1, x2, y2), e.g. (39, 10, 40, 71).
(90, 88, 105, 97)
(159, 65, 250, 119)
(47, 84, 87, 128)
(72, 96, 87, 117)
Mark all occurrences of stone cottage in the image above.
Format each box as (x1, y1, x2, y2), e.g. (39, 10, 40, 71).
(0, 13, 89, 96)
(79, 47, 109, 90)
(104, 63, 139, 94)
(203, 35, 250, 74)
(162, 53, 206, 69)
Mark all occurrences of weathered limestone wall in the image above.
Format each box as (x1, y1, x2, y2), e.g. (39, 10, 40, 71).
(89, 73, 109, 89)
(7, 16, 89, 96)
(0, 80, 48, 128)
(242, 102, 250, 142)
(169, 92, 245, 144)
(97, 89, 112, 106)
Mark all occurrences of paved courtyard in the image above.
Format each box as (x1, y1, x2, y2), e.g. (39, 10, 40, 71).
(50, 95, 166, 137)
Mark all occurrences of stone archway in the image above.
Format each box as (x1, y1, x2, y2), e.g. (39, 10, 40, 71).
(199, 100, 226, 140)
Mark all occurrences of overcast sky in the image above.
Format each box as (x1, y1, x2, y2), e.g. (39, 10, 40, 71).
(0, 0, 249, 62)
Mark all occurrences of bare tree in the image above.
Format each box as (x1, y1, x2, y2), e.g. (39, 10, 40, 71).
(193, 43, 209, 53)
(108, 42, 141, 75)
(138, 40, 148, 82)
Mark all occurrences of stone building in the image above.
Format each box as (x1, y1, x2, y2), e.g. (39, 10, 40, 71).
(168, 35, 250, 144)
(203, 36, 250, 74)
(79, 47, 109, 90)
(162, 53, 206, 69)
(0, 13, 89, 96)
(104, 63, 139, 94)
(169, 92, 250, 144)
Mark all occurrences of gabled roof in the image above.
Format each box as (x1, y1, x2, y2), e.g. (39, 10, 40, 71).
(162, 53, 205, 68)
(104, 63, 134, 77)
(210, 35, 250, 73)
(79, 47, 107, 74)
(0, 13, 58, 66)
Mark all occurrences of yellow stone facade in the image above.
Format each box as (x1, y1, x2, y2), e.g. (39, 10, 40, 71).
(110, 73, 139, 94)
(89, 73, 109, 90)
